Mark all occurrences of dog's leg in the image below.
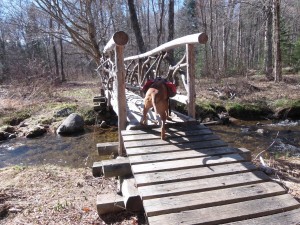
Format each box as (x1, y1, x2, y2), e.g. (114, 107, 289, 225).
(161, 120, 166, 140)
(140, 106, 148, 125)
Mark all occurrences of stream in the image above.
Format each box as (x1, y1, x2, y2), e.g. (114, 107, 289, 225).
(0, 120, 299, 168)
(0, 126, 118, 168)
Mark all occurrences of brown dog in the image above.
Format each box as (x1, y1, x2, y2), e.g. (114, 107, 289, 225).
(140, 79, 169, 140)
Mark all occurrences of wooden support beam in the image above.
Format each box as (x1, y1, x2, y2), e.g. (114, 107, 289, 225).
(115, 44, 127, 156)
(97, 142, 119, 156)
(102, 157, 131, 178)
(121, 177, 143, 212)
(92, 161, 103, 177)
(96, 193, 125, 215)
(186, 43, 195, 118)
(238, 148, 252, 161)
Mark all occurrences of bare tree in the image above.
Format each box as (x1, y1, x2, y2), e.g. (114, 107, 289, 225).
(167, 0, 174, 62)
(222, 0, 237, 75)
(35, 0, 104, 65)
(127, 0, 146, 53)
(272, 0, 282, 82)
(152, 0, 165, 46)
(263, 0, 273, 80)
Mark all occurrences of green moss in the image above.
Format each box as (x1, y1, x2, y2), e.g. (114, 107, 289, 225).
(271, 99, 300, 109)
(226, 102, 272, 120)
(77, 107, 96, 125)
(2, 110, 32, 126)
(195, 100, 226, 119)
(51, 103, 78, 111)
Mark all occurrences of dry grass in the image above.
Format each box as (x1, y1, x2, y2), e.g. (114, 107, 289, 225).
(195, 74, 300, 103)
(0, 165, 145, 225)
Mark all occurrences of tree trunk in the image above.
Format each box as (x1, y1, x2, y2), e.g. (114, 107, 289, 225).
(209, 0, 216, 78)
(197, 0, 209, 76)
(86, 0, 101, 65)
(157, 0, 165, 46)
(264, 0, 273, 79)
(235, 4, 241, 70)
(273, 0, 282, 82)
(167, 0, 174, 63)
(49, 17, 59, 83)
(59, 38, 66, 82)
(127, 0, 146, 53)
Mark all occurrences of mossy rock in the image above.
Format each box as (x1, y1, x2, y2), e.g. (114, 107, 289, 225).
(226, 103, 272, 120)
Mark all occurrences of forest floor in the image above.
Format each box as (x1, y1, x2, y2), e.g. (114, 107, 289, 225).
(0, 74, 300, 224)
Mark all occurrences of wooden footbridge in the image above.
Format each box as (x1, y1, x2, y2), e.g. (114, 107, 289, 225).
(93, 31, 300, 224)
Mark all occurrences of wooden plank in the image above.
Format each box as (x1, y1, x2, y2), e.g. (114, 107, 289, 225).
(121, 124, 207, 136)
(134, 162, 257, 187)
(122, 128, 213, 141)
(148, 194, 300, 225)
(224, 208, 300, 225)
(128, 147, 239, 165)
(125, 140, 227, 156)
(144, 182, 286, 216)
(138, 171, 270, 200)
(124, 134, 221, 148)
(131, 153, 245, 174)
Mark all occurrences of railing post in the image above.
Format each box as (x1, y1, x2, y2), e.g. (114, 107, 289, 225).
(186, 44, 196, 118)
(115, 44, 127, 156)
(103, 31, 129, 156)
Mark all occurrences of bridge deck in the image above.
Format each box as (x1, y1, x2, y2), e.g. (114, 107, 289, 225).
(121, 123, 300, 225)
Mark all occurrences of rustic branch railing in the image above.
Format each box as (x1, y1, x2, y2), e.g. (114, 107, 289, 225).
(98, 31, 208, 155)
(100, 31, 128, 156)
(124, 32, 208, 118)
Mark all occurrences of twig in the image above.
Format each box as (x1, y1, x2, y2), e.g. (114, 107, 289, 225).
(254, 131, 280, 161)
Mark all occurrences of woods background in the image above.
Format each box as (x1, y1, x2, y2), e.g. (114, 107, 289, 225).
(0, 0, 299, 87)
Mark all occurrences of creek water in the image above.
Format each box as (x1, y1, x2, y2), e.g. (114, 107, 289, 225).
(210, 119, 300, 159)
(0, 126, 118, 168)
(0, 120, 299, 168)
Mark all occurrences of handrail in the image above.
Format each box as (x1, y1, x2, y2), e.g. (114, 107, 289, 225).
(124, 32, 208, 61)
(103, 31, 129, 54)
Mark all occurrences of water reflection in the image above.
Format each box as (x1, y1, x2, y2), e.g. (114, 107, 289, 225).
(0, 126, 118, 168)
(209, 119, 300, 159)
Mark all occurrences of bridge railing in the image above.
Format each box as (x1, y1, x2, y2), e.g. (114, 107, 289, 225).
(98, 31, 128, 156)
(124, 32, 208, 118)
(98, 31, 208, 155)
